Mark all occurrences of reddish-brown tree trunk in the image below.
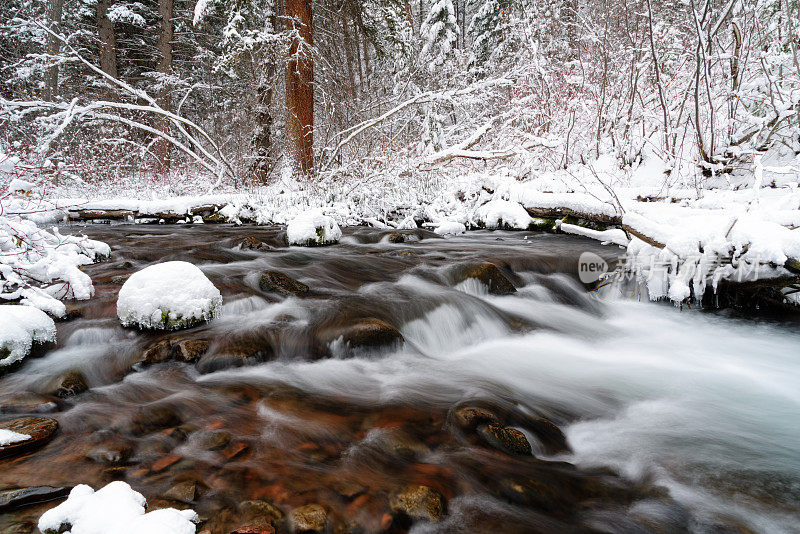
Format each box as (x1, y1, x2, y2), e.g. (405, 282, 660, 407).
(286, 0, 314, 176)
(96, 0, 118, 79)
(155, 0, 173, 174)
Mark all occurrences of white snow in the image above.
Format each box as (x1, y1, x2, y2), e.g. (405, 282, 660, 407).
(474, 199, 532, 229)
(0, 428, 31, 446)
(433, 221, 466, 235)
(286, 209, 342, 246)
(117, 261, 222, 330)
(38, 481, 198, 534)
(0, 305, 57, 366)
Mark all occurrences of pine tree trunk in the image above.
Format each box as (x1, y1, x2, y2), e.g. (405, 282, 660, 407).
(252, 62, 276, 183)
(286, 0, 314, 176)
(155, 0, 173, 174)
(96, 0, 118, 79)
(44, 0, 65, 101)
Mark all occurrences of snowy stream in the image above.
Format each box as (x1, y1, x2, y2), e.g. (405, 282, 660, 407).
(1, 225, 798, 533)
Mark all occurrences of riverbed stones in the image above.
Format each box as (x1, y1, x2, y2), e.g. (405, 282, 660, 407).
(142, 339, 173, 364)
(238, 500, 284, 524)
(127, 406, 181, 436)
(526, 417, 569, 454)
(258, 270, 309, 296)
(0, 417, 58, 458)
(458, 262, 517, 295)
(0, 486, 70, 512)
(289, 503, 327, 532)
(389, 485, 445, 523)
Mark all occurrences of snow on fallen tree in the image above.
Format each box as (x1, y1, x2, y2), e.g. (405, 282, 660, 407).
(117, 261, 222, 330)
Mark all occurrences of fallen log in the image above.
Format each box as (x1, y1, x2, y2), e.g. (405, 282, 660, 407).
(523, 206, 622, 226)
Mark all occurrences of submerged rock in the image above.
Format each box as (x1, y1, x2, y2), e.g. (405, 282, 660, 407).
(458, 262, 516, 295)
(142, 339, 173, 364)
(117, 261, 222, 331)
(452, 406, 501, 431)
(0, 417, 58, 458)
(238, 500, 284, 524)
(289, 503, 327, 532)
(387, 232, 405, 243)
(164, 481, 198, 504)
(171, 339, 209, 362)
(52, 370, 88, 398)
(389, 485, 445, 523)
(478, 423, 532, 456)
(0, 486, 70, 512)
(240, 236, 270, 251)
(258, 270, 309, 296)
(323, 318, 403, 351)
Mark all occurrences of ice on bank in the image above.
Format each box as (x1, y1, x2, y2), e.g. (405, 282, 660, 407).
(0, 305, 57, 366)
(38, 481, 198, 534)
(287, 209, 342, 246)
(117, 261, 222, 330)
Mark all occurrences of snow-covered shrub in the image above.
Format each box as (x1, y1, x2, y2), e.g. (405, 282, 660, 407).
(286, 209, 342, 246)
(0, 305, 56, 367)
(38, 481, 198, 534)
(1, 166, 111, 317)
(117, 261, 222, 330)
(474, 199, 532, 229)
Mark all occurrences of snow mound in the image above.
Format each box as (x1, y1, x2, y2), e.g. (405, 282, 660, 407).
(287, 209, 342, 246)
(0, 305, 57, 366)
(117, 261, 222, 330)
(0, 428, 31, 445)
(38, 481, 198, 534)
(475, 199, 532, 229)
(434, 221, 466, 235)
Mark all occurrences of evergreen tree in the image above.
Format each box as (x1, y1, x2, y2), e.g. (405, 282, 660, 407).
(420, 0, 459, 72)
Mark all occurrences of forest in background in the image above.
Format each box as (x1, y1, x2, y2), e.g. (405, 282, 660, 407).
(0, 0, 798, 198)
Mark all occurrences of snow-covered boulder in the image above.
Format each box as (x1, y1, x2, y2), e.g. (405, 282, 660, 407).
(117, 261, 222, 330)
(475, 199, 533, 230)
(0, 305, 57, 367)
(434, 221, 466, 236)
(38, 481, 198, 534)
(287, 209, 342, 246)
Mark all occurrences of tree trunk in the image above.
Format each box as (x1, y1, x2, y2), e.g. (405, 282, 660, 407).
(252, 60, 276, 183)
(155, 0, 174, 173)
(286, 0, 314, 176)
(96, 0, 118, 79)
(44, 0, 65, 101)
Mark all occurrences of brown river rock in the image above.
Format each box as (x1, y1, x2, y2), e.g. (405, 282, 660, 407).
(0, 417, 58, 458)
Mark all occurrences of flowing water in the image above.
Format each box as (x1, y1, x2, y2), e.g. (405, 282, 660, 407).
(1, 225, 799, 533)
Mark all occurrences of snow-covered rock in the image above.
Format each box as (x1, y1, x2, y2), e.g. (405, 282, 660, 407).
(0, 305, 57, 367)
(474, 199, 532, 229)
(287, 209, 342, 246)
(117, 261, 222, 330)
(38, 481, 198, 534)
(434, 221, 466, 236)
(0, 428, 31, 446)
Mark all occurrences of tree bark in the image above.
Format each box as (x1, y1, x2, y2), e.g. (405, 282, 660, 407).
(286, 0, 314, 176)
(96, 0, 118, 79)
(155, 0, 174, 173)
(45, 0, 65, 101)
